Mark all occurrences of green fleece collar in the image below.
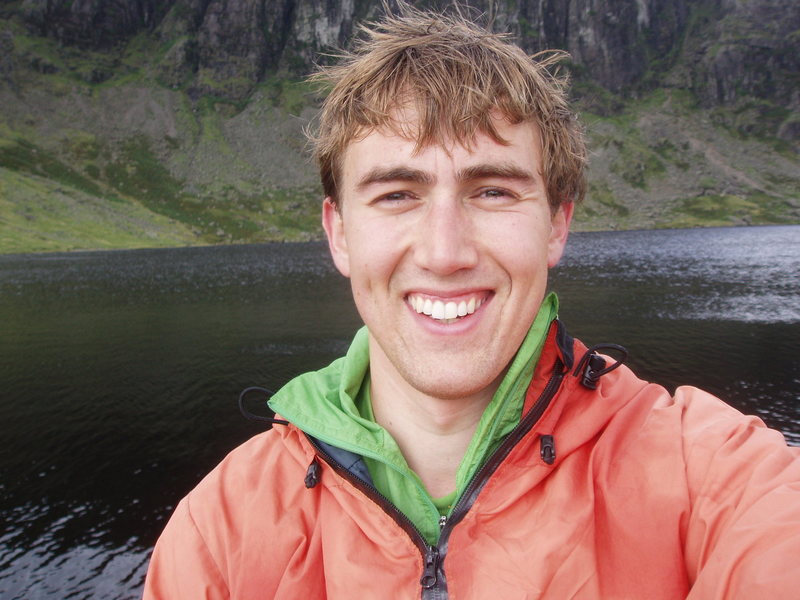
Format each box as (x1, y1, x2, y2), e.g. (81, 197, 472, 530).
(269, 293, 558, 544)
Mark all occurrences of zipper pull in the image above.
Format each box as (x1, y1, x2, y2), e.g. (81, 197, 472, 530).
(420, 546, 439, 589)
(439, 515, 447, 530)
(304, 458, 320, 488)
(540, 435, 556, 465)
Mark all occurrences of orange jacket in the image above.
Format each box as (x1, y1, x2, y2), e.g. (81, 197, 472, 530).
(143, 323, 800, 599)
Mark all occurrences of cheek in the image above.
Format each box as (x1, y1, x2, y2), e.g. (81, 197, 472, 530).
(497, 247, 553, 300)
(347, 219, 408, 275)
(488, 219, 552, 270)
(344, 236, 392, 299)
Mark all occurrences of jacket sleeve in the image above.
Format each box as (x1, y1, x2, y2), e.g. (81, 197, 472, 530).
(142, 496, 230, 600)
(678, 386, 800, 598)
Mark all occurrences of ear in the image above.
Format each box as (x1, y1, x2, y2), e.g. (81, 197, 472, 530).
(547, 202, 573, 268)
(322, 197, 351, 277)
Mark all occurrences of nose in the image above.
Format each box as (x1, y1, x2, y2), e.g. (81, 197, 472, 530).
(413, 198, 479, 275)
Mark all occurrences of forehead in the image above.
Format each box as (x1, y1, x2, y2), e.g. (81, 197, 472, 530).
(340, 117, 543, 185)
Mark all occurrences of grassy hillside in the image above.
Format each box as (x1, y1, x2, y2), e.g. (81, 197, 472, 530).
(1, 15, 798, 254)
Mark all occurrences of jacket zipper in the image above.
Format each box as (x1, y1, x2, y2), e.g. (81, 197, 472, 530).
(307, 357, 565, 599)
(305, 437, 437, 569)
(439, 359, 565, 539)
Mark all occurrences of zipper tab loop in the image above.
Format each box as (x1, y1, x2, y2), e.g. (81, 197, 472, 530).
(573, 344, 628, 389)
(304, 458, 320, 488)
(439, 515, 447, 530)
(540, 434, 556, 465)
(420, 546, 439, 589)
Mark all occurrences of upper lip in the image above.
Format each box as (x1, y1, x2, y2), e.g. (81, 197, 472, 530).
(403, 289, 492, 302)
(405, 290, 493, 319)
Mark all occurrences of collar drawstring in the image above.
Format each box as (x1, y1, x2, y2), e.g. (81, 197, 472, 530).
(573, 344, 628, 390)
(238, 386, 289, 426)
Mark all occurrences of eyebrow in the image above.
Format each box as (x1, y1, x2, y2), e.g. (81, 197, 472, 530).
(355, 161, 537, 190)
(457, 162, 537, 184)
(356, 166, 435, 190)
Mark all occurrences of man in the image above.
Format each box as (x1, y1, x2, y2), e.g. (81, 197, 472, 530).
(143, 6, 800, 599)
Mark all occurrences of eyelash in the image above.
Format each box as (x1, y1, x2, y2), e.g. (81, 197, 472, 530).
(373, 186, 516, 205)
(477, 187, 516, 200)
(375, 191, 415, 203)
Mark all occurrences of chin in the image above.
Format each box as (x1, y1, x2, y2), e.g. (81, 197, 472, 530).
(406, 370, 501, 402)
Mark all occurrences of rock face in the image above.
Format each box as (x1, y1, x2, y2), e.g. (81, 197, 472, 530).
(19, 0, 169, 47)
(687, 0, 800, 110)
(12, 0, 798, 117)
(495, 0, 689, 92)
(2, 0, 797, 248)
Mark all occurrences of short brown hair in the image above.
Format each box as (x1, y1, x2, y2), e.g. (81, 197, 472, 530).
(309, 4, 586, 210)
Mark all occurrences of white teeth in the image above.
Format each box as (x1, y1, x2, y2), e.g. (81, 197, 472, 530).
(408, 294, 486, 322)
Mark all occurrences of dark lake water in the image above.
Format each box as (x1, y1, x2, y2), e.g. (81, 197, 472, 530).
(1, 225, 799, 599)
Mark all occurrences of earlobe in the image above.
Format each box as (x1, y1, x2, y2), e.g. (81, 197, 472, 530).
(322, 197, 351, 277)
(547, 202, 573, 268)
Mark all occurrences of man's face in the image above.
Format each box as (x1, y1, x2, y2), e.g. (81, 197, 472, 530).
(323, 113, 572, 402)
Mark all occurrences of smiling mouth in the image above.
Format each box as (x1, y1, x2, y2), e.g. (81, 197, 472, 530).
(407, 293, 487, 324)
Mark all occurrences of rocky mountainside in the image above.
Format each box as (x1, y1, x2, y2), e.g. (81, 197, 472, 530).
(1, 0, 798, 252)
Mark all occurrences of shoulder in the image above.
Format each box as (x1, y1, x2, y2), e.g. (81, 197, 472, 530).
(665, 387, 800, 594)
(668, 385, 799, 499)
(569, 358, 798, 491)
(188, 424, 314, 514)
(183, 426, 321, 574)
(145, 426, 328, 597)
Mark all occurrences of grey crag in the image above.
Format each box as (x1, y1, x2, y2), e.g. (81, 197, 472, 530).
(1, 0, 798, 252)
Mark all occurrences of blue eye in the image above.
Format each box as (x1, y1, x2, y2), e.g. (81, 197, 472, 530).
(375, 191, 418, 205)
(383, 192, 409, 201)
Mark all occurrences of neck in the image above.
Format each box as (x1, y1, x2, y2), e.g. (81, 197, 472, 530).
(368, 338, 501, 498)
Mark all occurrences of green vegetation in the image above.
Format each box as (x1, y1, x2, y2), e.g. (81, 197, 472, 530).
(0, 10, 797, 254)
(578, 182, 631, 223)
(262, 76, 321, 115)
(0, 124, 321, 253)
(587, 107, 669, 190)
(0, 166, 197, 253)
(661, 193, 799, 229)
(610, 148, 666, 190)
(1, 136, 107, 199)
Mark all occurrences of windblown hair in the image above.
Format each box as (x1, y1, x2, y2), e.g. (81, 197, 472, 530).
(309, 4, 586, 210)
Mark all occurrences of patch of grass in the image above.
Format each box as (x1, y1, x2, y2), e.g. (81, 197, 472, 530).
(60, 130, 101, 161)
(195, 66, 256, 103)
(610, 146, 666, 189)
(193, 185, 322, 243)
(661, 193, 798, 228)
(586, 182, 630, 216)
(194, 97, 237, 149)
(260, 76, 319, 115)
(0, 166, 196, 253)
(710, 100, 792, 141)
(651, 138, 690, 170)
(682, 194, 754, 220)
(104, 136, 183, 206)
(101, 137, 218, 240)
(0, 136, 107, 198)
(573, 79, 625, 117)
(99, 134, 320, 244)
